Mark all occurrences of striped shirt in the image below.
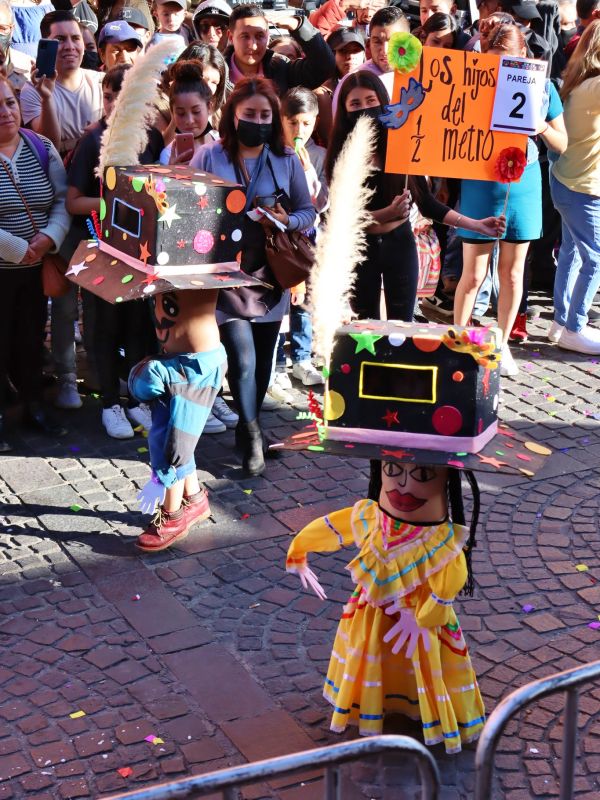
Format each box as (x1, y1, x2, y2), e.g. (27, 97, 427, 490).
(0, 134, 70, 269)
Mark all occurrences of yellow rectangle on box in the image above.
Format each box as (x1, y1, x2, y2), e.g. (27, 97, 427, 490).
(384, 48, 528, 182)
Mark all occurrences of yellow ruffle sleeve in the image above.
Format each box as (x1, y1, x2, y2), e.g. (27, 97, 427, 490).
(286, 499, 378, 573)
(347, 520, 469, 608)
(415, 550, 468, 627)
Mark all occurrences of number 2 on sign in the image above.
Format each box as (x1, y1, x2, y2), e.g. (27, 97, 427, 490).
(509, 92, 526, 119)
(411, 115, 424, 162)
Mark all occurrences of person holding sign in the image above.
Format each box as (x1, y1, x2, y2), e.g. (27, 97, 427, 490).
(325, 71, 506, 322)
(452, 24, 567, 377)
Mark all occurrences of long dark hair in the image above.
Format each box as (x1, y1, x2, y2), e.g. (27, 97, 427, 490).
(174, 41, 229, 113)
(325, 70, 389, 183)
(219, 77, 286, 161)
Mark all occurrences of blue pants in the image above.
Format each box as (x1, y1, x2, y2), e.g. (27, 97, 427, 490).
(551, 174, 600, 333)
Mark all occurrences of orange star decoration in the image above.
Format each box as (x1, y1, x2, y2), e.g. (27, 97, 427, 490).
(142, 272, 159, 285)
(197, 196, 209, 209)
(478, 454, 508, 469)
(177, 239, 186, 248)
(382, 409, 399, 428)
(139, 241, 151, 264)
(381, 449, 414, 459)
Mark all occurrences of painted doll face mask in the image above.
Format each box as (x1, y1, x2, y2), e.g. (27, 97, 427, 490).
(379, 461, 448, 523)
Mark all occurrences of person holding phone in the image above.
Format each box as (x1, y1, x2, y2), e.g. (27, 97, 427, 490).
(0, 75, 70, 450)
(159, 61, 219, 165)
(224, 4, 334, 95)
(190, 77, 315, 475)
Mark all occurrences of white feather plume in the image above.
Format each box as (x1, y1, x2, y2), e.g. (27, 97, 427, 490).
(309, 115, 376, 368)
(97, 39, 179, 177)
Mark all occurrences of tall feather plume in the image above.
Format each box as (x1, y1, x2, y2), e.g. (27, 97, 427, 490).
(97, 39, 178, 177)
(308, 115, 376, 369)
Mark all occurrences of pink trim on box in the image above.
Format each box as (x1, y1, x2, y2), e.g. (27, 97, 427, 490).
(98, 241, 240, 276)
(324, 420, 498, 454)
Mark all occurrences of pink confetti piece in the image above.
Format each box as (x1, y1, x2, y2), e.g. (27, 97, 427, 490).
(132, 594, 141, 601)
(144, 735, 156, 743)
(117, 767, 133, 778)
(522, 605, 535, 613)
(588, 622, 600, 630)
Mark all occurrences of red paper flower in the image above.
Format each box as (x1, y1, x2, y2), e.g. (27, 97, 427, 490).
(494, 147, 527, 183)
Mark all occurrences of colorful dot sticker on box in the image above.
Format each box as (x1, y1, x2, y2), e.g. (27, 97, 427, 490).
(121, 275, 133, 284)
(92, 276, 105, 285)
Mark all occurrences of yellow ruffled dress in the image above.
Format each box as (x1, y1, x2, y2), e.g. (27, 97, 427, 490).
(286, 498, 485, 754)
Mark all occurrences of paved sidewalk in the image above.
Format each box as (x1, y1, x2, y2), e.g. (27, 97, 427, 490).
(1, 299, 600, 799)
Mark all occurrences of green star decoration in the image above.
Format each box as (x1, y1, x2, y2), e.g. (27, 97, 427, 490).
(350, 333, 383, 354)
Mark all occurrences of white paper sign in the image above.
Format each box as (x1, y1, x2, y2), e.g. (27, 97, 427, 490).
(491, 56, 547, 135)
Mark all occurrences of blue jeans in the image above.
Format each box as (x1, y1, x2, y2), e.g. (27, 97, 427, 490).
(474, 242, 499, 318)
(551, 174, 600, 333)
(290, 304, 311, 363)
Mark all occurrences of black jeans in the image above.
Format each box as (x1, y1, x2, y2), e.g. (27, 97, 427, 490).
(219, 319, 281, 424)
(0, 267, 46, 410)
(352, 221, 419, 322)
(93, 297, 156, 408)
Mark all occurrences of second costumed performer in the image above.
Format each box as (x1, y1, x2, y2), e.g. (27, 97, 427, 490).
(276, 115, 552, 753)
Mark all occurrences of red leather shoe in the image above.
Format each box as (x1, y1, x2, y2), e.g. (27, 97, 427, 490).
(182, 489, 211, 529)
(509, 312, 528, 343)
(136, 506, 189, 552)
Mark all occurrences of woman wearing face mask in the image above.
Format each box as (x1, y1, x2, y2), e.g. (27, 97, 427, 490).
(325, 71, 505, 322)
(190, 77, 315, 476)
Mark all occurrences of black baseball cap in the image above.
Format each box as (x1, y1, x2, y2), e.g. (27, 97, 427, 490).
(117, 6, 153, 31)
(327, 28, 366, 52)
(500, 0, 542, 20)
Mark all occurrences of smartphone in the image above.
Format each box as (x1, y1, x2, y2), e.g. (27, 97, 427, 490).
(174, 132, 194, 159)
(36, 39, 59, 78)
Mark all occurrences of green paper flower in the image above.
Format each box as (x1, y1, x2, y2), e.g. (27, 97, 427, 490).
(388, 32, 422, 74)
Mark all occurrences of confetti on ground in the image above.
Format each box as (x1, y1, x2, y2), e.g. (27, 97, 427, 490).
(530, 748, 539, 754)
(240, 513, 250, 520)
(144, 735, 156, 743)
(249, 603, 260, 609)
(132, 594, 141, 601)
(69, 710, 86, 719)
(588, 622, 600, 630)
(137, 447, 148, 453)
(117, 767, 133, 778)
(242, 489, 253, 494)
(70, 504, 82, 513)
(522, 605, 535, 613)
(576, 564, 589, 572)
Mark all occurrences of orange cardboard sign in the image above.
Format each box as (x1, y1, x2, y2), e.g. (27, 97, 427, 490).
(384, 48, 528, 182)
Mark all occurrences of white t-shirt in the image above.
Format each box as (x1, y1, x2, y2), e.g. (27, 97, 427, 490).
(20, 69, 103, 154)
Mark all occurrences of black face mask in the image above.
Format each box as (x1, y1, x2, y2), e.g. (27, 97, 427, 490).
(81, 50, 101, 70)
(348, 105, 383, 125)
(236, 118, 272, 148)
(0, 33, 11, 60)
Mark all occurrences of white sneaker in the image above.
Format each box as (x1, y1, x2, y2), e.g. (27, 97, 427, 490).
(266, 382, 293, 405)
(558, 327, 600, 355)
(274, 369, 293, 390)
(292, 360, 324, 386)
(55, 373, 82, 409)
(211, 396, 238, 428)
(126, 403, 153, 430)
(261, 392, 279, 410)
(547, 320, 564, 343)
(102, 404, 134, 439)
(203, 412, 226, 434)
(500, 345, 519, 377)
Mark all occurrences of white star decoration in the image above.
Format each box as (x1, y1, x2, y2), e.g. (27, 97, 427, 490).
(66, 261, 88, 277)
(158, 205, 181, 228)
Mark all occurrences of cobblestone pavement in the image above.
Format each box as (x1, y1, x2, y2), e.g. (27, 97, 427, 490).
(1, 297, 600, 800)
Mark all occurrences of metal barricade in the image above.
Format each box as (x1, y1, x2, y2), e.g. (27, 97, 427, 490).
(103, 734, 440, 800)
(475, 658, 600, 800)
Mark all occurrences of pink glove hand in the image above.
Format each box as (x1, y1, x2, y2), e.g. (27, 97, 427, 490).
(383, 605, 431, 658)
(298, 565, 327, 600)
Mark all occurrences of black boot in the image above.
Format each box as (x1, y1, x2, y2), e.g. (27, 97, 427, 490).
(0, 413, 12, 453)
(23, 402, 68, 438)
(239, 420, 265, 476)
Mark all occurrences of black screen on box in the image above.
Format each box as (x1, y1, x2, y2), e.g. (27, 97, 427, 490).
(360, 363, 437, 403)
(112, 199, 141, 238)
